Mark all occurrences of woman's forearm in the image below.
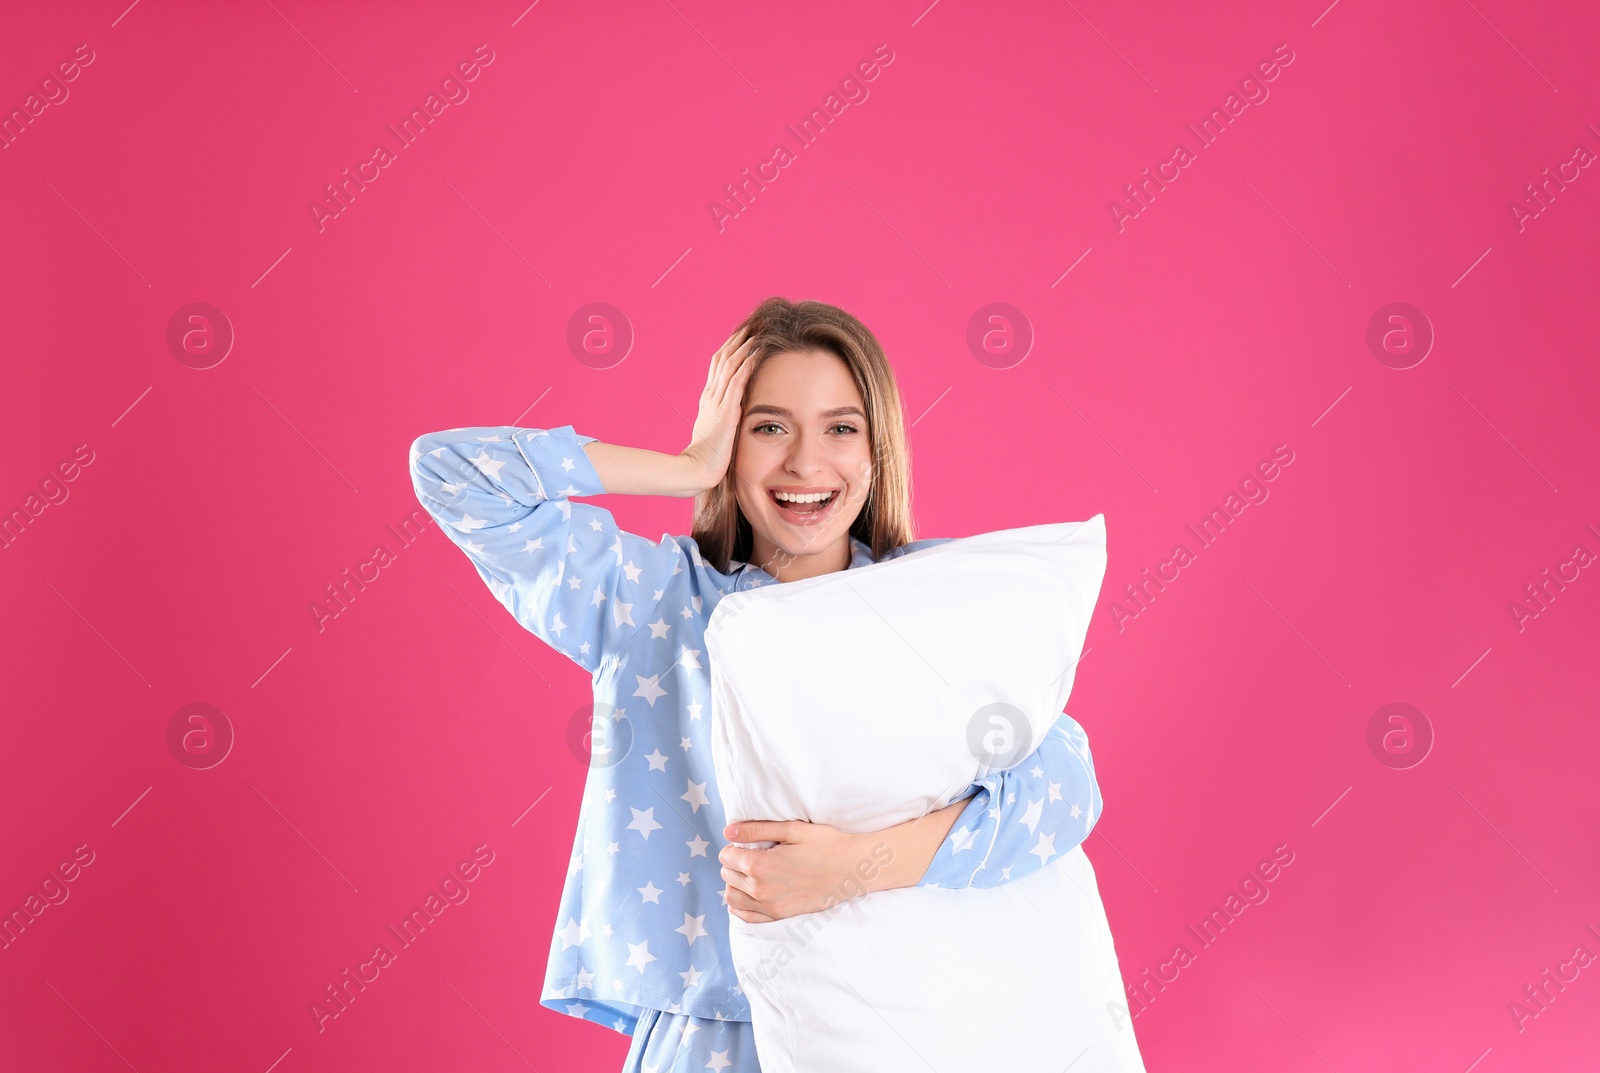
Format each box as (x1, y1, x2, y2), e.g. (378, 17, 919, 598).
(864, 797, 972, 893)
(580, 440, 707, 498)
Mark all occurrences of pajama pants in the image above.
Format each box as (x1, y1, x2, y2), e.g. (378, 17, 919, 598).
(621, 1008, 763, 1073)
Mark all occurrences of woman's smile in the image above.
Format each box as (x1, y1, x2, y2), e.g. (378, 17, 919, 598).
(766, 485, 844, 526)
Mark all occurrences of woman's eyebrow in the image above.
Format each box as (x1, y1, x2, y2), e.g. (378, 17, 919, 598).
(746, 405, 865, 419)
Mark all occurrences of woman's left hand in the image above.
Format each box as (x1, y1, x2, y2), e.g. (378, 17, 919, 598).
(718, 821, 891, 923)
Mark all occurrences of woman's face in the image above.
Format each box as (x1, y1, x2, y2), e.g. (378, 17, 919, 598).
(732, 348, 873, 583)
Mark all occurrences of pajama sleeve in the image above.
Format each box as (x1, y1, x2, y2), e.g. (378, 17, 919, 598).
(408, 424, 679, 676)
(917, 710, 1103, 889)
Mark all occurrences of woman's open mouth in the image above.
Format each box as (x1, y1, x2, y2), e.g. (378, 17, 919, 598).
(768, 487, 842, 526)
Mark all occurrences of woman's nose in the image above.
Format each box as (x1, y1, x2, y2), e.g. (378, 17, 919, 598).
(784, 431, 824, 473)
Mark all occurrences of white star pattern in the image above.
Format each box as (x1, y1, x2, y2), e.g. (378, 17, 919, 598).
(1018, 798, 1044, 834)
(407, 425, 1104, 1040)
(627, 807, 663, 840)
(625, 940, 656, 973)
(675, 913, 709, 946)
(556, 917, 590, 951)
(681, 780, 710, 813)
(634, 675, 667, 706)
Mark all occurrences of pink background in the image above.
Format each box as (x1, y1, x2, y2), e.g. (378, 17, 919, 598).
(4, 1, 1597, 1070)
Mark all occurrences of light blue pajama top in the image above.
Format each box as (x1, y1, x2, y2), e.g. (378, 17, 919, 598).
(408, 424, 1105, 1036)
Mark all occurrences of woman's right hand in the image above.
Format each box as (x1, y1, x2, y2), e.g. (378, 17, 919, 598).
(682, 325, 759, 492)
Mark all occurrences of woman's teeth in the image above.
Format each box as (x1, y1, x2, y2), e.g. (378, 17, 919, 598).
(772, 490, 837, 515)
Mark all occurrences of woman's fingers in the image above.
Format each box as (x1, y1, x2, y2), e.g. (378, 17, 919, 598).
(719, 839, 782, 876)
(684, 324, 758, 486)
(730, 342, 756, 391)
(720, 325, 750, 365)
(727, 820, 791, 844)
(726, 888, 775, 922)
(721, 864, 755, 896)
(714, 329, 755, 405)
(707, 327, 743, 390)
(705, 332, 735, 400)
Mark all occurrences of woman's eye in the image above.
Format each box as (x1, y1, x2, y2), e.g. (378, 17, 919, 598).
(750, 421, 857, 435)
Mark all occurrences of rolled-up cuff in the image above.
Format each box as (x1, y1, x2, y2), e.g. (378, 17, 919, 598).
(513, 425, 606, 499)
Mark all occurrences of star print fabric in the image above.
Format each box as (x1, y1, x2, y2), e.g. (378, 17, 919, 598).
(621, 1008, 757, 1073)
(408, 424, 1104, 1042)
(924, 712, 1104, 887)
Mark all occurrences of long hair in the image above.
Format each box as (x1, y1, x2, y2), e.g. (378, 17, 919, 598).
(691, 297, 915, 574)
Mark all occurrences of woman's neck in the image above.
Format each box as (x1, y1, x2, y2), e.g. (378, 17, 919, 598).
(751, 537, 851, 583)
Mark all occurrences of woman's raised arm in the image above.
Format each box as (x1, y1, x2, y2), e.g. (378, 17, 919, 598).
(582, 323, 757, 497)
(410, 424, 695, 675)
(407, 329, 758, 675)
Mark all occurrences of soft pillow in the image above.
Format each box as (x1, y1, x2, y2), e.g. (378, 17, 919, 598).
(706, 516, 1147, 1072)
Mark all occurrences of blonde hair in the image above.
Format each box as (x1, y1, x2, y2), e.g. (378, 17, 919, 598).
(691, 297, 915, 574)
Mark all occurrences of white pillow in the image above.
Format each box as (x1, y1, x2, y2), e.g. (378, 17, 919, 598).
(706, 516, 1147, 1072)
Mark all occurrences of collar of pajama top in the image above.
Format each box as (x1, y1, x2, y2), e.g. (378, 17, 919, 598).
(408, 424, 1104, 1038)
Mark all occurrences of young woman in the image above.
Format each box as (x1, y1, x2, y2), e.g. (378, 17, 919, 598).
(409, 298, 1108, 1071)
